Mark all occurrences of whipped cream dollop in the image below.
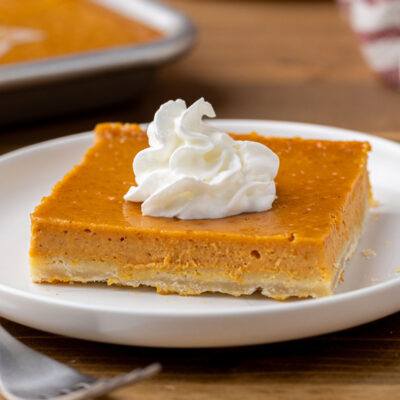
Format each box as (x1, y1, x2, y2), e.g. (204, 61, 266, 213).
(124, 98, 279, 219)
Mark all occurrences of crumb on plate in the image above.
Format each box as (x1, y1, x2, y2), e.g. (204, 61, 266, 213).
(371, 199, 380, 207)
(361, 249, 376, 259)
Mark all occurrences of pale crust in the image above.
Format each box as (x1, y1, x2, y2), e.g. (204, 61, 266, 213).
(30, 202, 368, 299)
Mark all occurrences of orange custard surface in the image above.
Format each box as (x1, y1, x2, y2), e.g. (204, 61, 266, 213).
(0, 0, 162, 65)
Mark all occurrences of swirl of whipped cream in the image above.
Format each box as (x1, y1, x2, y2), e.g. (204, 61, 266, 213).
(124, 98, 279, 219)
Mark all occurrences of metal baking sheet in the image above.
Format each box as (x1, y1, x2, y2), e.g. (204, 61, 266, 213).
(0, 0, 196, 125)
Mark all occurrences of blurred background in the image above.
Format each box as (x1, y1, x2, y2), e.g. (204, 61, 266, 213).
(1, 0, 400, 152)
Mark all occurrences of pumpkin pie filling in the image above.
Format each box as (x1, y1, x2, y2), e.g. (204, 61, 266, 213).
(0, 0, 162, 65)
(29, 123, 371, 299)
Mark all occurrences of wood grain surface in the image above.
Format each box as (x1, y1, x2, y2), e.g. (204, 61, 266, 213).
(1, 1, 399, 399)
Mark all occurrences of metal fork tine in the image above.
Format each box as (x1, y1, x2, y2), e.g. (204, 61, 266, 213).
(0, 325, 161, 400)
(36, 364, 162, 400)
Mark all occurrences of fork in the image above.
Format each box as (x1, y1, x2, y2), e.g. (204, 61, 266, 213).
(0, 324, 161, 400)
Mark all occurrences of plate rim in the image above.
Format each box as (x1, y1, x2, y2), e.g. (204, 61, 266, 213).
(1, 119, 400, 319)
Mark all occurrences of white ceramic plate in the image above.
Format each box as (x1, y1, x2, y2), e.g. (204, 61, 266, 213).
(1, 120, 399, 348)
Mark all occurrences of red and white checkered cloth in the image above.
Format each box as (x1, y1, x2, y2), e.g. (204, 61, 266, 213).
(338, 0, 400, 87)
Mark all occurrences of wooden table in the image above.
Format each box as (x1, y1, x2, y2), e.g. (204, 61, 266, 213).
(1, 1, 399, 398)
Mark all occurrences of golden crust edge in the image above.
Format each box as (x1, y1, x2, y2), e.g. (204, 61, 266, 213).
(29, 208, 368, 300)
